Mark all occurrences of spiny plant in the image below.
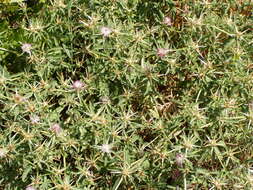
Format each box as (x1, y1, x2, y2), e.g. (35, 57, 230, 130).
(0, 0, 253, 189)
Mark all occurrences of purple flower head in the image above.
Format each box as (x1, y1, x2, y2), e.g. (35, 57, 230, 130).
(171, 168, 182, 180)
(101, 27, 112, 37)
(163, 16, 172, 26)
(21, 43, 32, 55)
(72, 80, 84, 90)
(99, 144, 112, 153)
(157, 48, 169, 57)
(25, 186, 36, 190)
(50, 123, 62, 134)
(30, 115, 40, 125)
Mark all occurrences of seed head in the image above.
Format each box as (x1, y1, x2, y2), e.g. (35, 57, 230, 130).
(72, 80, 84, 90)
(101, 27, 112, 37)
(163, 16, 172, 26)
(50, 123, 62, 134)
(21, 43, 32, 55)
(157, 48, 169, 57)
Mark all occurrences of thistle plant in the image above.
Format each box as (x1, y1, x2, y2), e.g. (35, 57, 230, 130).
(0, 0, 253, 189)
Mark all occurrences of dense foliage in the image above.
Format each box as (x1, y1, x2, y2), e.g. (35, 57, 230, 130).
(0, 0, 253, 189)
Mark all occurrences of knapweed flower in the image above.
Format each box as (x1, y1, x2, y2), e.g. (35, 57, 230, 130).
(163, 16, 172, 26)
(0, 148, 8, 158)
(30, 115, 40, 125)
(157, 48, 169, 57)
(100, 27, 112, 37)
(50, 123, 62, 134)
(175, 153, 185, 167)
(25, 186, 36, 190)
(99, 144, 112, 153)
(21, 43, 32, 55)
(72, 80, 84, 90)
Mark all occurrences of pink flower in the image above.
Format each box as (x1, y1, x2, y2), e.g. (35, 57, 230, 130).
(100, 27, 112, 37)
(50, 123, 62, 134)
(72, 80, 84, 90)
(171, 168, 182, 180)
(99, 144, 112, 153)
(21, 43, 32, 55)
(26, 186, 36, 190)
(163, 16, 172, 26)
(30, 115, 40, 125)
(175, 153, 185, 167)
(157, 48, 169, 57)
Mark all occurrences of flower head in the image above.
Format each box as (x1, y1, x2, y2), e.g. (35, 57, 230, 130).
(30, 115, 40, 125)
(26, 186, 37, 190)
(101, 27, 112, 37)
(50, 123, 62, 134)
(175, 153, 185, 167)
(171, 168, 182, 180)
(163, 16, 172, 26)
(21, 43, 32, 55)
(72, 80, 84, 90)
(157, 48, 169, 57)
(99, 144, 112, 153)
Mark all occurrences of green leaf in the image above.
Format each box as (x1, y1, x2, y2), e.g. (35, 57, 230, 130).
(112, 177, 123, 190)
(22, 166, 32, 182)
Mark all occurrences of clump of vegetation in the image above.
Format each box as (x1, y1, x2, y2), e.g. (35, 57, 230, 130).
(0, 0, 253, 189)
